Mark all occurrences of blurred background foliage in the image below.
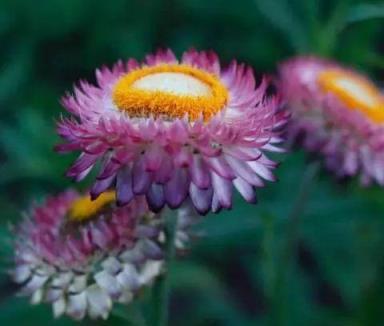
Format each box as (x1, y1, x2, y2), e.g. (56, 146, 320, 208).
(1, 0, 384, 325)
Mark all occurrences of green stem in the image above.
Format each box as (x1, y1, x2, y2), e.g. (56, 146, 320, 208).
(153, 209, 177, 326)
(272, 161, 320, 326)
(285, 161, 320, 249)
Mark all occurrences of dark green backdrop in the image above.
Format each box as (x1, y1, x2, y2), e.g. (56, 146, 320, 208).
(1, 0, 384, 325)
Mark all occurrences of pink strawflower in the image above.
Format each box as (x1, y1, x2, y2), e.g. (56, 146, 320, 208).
(279, 56, 384, 185)
(12, 190, 165, 320)
(56, 49, 287, 214)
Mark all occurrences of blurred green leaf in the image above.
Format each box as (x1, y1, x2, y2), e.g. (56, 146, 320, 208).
(345, 3, 384, 24)
(254, 0, 310, 52)
(0, 297, 81, 326)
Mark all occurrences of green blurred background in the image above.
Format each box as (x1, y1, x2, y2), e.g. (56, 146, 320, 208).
(1, 0, 384, 325)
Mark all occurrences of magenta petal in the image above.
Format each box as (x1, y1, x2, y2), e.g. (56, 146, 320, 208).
(145, 48, 177, 66)
(205, 156, 235, 180)
(211, 173, 232, 209)
(190, 155, 211, 188)
(146, 183, 165, 212)
(144, 147, 163, 172)
(233, 178, 256, 203)
(164, 169, 189, 208)
(224, 147, 262, 161)
(248, 160, 276, 181)
(153, 156, 173, 184)
(189, 183, 213, 215)
(84, 142, 107, 155)
(90, 175, 115, 199)
(132, 158, 152, 194)
(174, 148, 192, 167)
(226, 155, 264, 186)
(67, 153, 98, 177)
(74, 166, 93, 182)
(211, 193, 222, 213)
(97, 159, 121, 180)
(116, 167, 134, 206)
(167, 119, 189, 141)
(126, 58, 140, 71)
(344, 150, 358, 175)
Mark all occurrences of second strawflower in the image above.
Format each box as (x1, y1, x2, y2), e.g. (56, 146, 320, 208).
(12, 190, 200, 320)
(57, 49, 287, 213)
(279, 56, 384, 185)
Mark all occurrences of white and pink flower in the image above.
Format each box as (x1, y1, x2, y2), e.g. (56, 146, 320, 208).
(279, 56, 384, 185)
(57, 49, 287, 214)
(13, 190, 165, 320)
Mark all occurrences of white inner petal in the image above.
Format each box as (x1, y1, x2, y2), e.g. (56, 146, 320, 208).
(132, 72, 212, 96)
(334, 77, 376, 107)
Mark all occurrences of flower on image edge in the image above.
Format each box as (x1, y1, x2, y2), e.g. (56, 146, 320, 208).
(279, 56, 384, 185)
(56, 48, 288, 214)
(12, 190, 197, 320)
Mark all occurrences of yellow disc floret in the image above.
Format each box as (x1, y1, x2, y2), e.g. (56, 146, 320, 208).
(68, 191, 116, 222)
(112, 64, 229, 121)
(318, 69, 384, 123)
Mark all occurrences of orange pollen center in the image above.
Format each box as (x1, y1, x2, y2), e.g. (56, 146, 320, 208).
(112, 64, 229, 121)
(68, 191, 116, 222)
(318, 69, 384, 123)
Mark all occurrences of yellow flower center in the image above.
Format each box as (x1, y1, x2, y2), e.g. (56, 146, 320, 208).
(112, 64, 229, 121)
(68, 191, 116, 222)
(318, 69, 384, 123)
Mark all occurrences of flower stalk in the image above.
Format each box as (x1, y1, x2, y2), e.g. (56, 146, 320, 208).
(153, 209, 178, 326)
(272, 161, 320, 325)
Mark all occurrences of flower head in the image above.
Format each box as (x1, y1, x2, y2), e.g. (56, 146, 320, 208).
(12, 190, 164, 320)
(57, 49, 287, 214)
(279, 56, 384, 185)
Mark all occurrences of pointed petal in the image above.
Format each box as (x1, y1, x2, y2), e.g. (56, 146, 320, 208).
(86, 285, 112, 320)
(66, 292, 87, 320)
(116, 167, 134, 206)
